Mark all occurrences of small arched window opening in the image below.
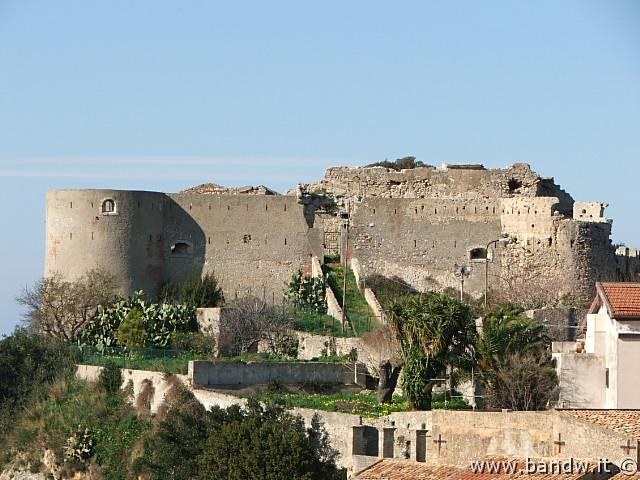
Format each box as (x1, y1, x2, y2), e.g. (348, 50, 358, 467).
(170, 241, 193, 256)
(469, 247, 488, 261)
(101, 199, 116, 214)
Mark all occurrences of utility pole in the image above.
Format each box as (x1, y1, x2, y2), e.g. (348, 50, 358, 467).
(484, 235, 511, 308)
(340, 202, 350, 333)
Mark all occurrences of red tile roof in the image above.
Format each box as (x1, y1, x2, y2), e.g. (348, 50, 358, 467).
(353, 459, 465, 479)
(591, 283, 640, 319)
(560, 410, 640, 439)
(353, 458, 602, 479)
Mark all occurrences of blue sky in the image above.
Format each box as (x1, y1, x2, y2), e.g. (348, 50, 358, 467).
(0, 1, 638, 335)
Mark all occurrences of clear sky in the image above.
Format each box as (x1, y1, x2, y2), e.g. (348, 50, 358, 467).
(0, 1, 638, 335)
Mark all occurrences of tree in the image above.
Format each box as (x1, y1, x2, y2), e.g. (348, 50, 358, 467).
(98, 361, 123, 395)
(17, 269, 119, 341)
(475, 304, 549, 375)
(389, 293, 476, 410)
(137, 381, 212, 480)
(485, 353, 558, 411)
(476, 305, 557, 410)
(0, 330, 78, 431)
(219, 297, 294, 356)
(117, 308, 147, 350)
(360, 325, 403, 403)
(196, 400, 344, 480)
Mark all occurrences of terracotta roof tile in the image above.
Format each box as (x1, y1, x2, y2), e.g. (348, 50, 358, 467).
(354, 459, 466, 479)
(599, 283, 640, 319)
(560, 409, 640, 439)
(353, 458, 601, 479)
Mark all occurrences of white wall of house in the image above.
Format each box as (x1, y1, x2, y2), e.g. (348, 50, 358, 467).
(555, 307, 640, 409)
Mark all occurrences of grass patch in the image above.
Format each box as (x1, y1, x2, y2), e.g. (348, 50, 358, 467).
(323, 261, 379, 335)
(79, 349, 206, 374)
(258, 390, 472, 417)
(259, 391, 410, 418)
(294, 310, 346, 336)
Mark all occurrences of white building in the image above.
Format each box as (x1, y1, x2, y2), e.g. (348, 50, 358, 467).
(553, 282, 640, 409)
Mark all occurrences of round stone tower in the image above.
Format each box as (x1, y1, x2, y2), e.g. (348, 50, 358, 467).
(45, 189, 168, 296)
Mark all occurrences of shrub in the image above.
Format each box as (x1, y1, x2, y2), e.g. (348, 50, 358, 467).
(284, 270, 327, 314)
(117, 308, 147, 350)
(159, 272, 224, 308)
(365, 156, 428, 171)
(196, 401, 344, 480)
(98, 362, 122, 395)
(0, 330, 78, 432)
(170, 332, 216, 356)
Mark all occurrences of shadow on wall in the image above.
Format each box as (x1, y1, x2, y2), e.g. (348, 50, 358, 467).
(160, 197, 207, 291)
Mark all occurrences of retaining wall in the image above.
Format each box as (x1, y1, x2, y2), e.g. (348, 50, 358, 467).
(189, 360, 366, 388)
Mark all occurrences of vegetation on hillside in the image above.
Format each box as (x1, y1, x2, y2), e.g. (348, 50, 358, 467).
(78, 291, 198, 352)
(0, 331, 346, 479)
(323, 260, 379, 335)
(256, 390, 470, 418)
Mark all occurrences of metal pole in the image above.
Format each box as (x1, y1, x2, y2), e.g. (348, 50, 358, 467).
(341, 202, 350, 333)
(484, 240, 496, 309)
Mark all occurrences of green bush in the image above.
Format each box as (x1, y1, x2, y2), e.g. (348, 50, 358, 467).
(170, 332, 216, 356)
(117, 308, 147, 350)
(159, 272, 224, 308)
(196, 401, 344, 480)
(98, 362, 122, 395)
(284, 270, 327, 314)
(0, 330, 78, 432)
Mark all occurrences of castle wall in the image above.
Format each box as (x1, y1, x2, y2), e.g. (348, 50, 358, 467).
(45, 190, 171, 295)
(46, 190, 320, 301)
(167, 194, 321, 302)
(350, 197, 503, 296)
(499, 198, 616, 303)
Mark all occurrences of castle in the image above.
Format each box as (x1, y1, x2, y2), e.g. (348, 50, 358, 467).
(45, 163, 639, 304)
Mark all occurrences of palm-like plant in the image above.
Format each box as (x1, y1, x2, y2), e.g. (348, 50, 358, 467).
(476, 304, 548, 373)
(389, 293, 476, 410)
(476, 304, 554, 409)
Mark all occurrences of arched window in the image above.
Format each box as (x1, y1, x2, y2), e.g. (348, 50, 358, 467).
(170, 241, 193, 256)
(101, 199, 116, 214)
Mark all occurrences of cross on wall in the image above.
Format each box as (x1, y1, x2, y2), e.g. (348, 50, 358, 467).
(433, 434, 447, 456)
(620, 439, 638, 456)
(554, 433, 566, 454)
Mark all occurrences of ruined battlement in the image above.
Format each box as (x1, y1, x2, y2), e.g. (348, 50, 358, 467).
(44, 163, 625, 306)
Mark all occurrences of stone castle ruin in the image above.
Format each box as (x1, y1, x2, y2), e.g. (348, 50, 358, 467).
(45, 163, 639, 305)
